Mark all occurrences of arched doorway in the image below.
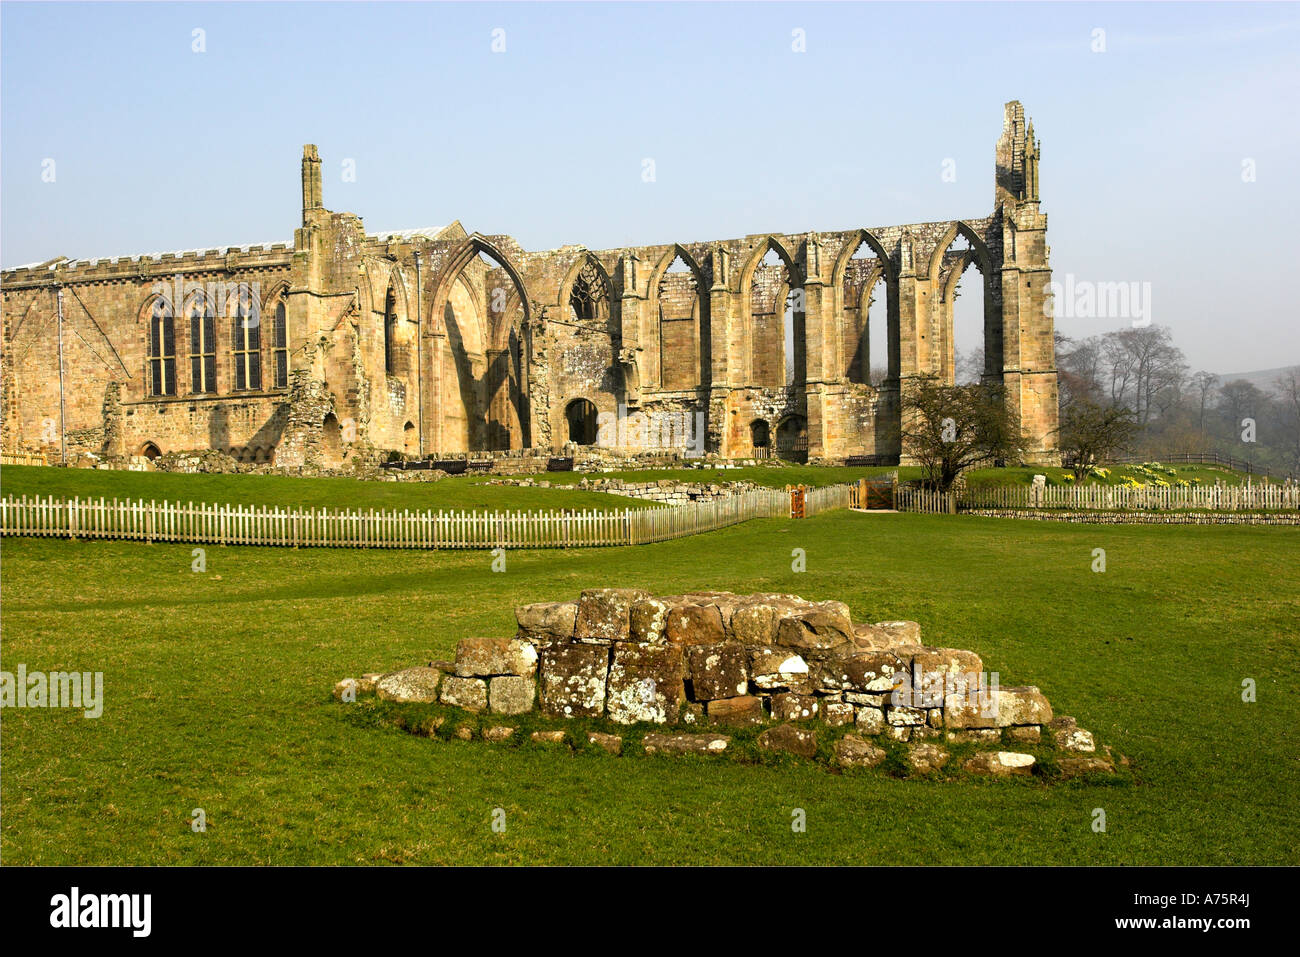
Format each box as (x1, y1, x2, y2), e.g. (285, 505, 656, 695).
(403, 421, 416, 455)
(749, 419, 770, 450)
(775, 415, 808, 461)
(140, 441, 162, 461)
(566, 399, 598, 446)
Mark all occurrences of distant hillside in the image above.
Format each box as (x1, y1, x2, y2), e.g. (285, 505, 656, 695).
(1216, 365, 1299, 393)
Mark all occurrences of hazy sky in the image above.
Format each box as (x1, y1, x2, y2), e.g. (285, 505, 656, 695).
(3, 2, 1297, 374)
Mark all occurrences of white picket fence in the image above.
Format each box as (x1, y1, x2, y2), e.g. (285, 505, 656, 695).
(0, 488, 809, 550)
(960, 483, 1299, 512)
(895, 487, 957, 514)
(804, 483, 853, 516)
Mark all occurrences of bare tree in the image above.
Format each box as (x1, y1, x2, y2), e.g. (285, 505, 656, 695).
(1097, 326, 1187, 425)
(1271, 370, 1300, 473)
(1057, 333, 1104, 407)
(900, 376, 1027, 492)
(1190, 371, 1219, 443)
(1058, 401, 1140, 479)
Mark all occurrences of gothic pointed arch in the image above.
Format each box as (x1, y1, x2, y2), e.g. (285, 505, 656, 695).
(738, 236, 802, 387)
(647, 244, 711, 391)
(427, 234, 532, 451)
(832, 230, 900, 385)
(559, 253, 614, 325)
(927, 221, 1000, 384)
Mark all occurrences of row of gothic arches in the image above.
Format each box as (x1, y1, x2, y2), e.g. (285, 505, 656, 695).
(362, 224, 999, 455)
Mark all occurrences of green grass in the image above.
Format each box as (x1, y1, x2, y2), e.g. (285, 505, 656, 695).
(3, 507, 1296, 865)
(530, 463, 901, 488)
(0, 464, 658, 513)
(961, 464, 1257, 489)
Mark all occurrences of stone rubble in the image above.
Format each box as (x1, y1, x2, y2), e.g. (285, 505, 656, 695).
(336, 588, 1118, 779)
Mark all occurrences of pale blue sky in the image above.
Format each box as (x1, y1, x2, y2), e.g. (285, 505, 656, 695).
(3, 2, 1297, 373)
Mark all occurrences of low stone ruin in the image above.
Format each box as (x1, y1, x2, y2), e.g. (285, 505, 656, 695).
(335, 589, 1120, 778)
(483, 477, 761, 504)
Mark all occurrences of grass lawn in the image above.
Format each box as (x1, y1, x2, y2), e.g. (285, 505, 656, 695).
(533, 463, 901, 488)
(0, 464, 659, 513)
(2, 505, 1296, 865)
(960, 464, 1257, 489)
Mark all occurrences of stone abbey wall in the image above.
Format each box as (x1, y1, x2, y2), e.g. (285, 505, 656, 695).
(3, 102, 1058, 469)
(335, 589, 1119, 779)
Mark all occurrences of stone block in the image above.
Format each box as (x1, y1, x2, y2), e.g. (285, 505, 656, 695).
(823, 702, 855, 727)
(665, 603, 725, 646)
(749, 646, 811, 691)
(539, 644, 609, 718)
(771, 692, 819, 722)
(964, 751, 1036, 776)
(1057, 755, 1115, 778)
(440, 675, 488, 712)
(855, 706, 886, 734)
(874, 620, 921, 645)
(730, 600, 787, 645)
(1049, 716, 1096, 752)
(886, 704, 927, 726)
(587, 732, 623, 755)
(944, 681, 1044, 729)
(707, 695, 767, 726)
(906, 743, 950, 773)
(821, 651, 909, 693)
(605, 642, 684, 724)
(629, 596, 673, 643)
(685, 642, 749, 700)
(834, 734, 886, 768)
(775, 606, 853, 653)
(758, 724, 818, 758)
(455, 637, 538, 677)
(1006, 725, 1041, 744)
(489, 675, 535, 715)
(996, 686, 1053, 727)
(515, 601, 578, 641)
(911, 647, 983, 703)
(574, 588, 649, 644)
(642, 732, 730, 756)
(375, 666, 442, 703)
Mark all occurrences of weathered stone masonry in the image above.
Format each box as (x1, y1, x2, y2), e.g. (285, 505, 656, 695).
(2, 102, 1057, 468)
(336, 588, 1117, 778)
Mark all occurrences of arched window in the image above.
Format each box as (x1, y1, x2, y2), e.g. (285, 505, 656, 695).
(232, 285, 261, 391)
(383, 285, 397, 374)
(272, 300, 289, 389)
(568, 263, 608, 323)
(147, 298, 176, 397)
(189, 296, 217, 394)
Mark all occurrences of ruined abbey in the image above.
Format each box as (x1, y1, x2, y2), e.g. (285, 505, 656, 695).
(1, 101, 1058, 469)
